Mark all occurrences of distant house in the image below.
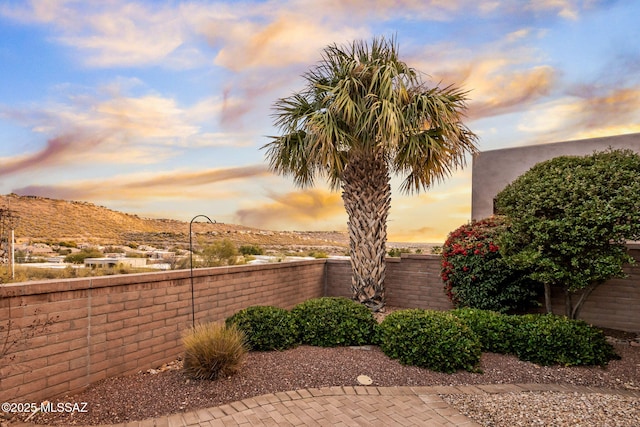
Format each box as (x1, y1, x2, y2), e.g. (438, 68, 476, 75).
(84, 257, 148, 269)
(149, 250, 175, 260)
(27, 244, 56, 259)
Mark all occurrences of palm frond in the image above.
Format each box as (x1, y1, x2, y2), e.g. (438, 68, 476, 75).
(263, 35, 477, 194)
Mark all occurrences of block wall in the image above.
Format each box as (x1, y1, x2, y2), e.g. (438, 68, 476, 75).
(2, 251, 638, 402)
(325, 255, 453, 311)
(0, 260, 325, 402)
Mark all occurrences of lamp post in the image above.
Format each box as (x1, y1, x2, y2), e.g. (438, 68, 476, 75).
(189, 214, 216, 328)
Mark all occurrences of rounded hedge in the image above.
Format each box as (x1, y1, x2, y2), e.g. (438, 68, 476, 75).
(442, 217, 542, 313)
(450, 307, 516, 354)
(511, 314, 619, 366)
(225, 305, 299, 351)
(377, 309, 481, 373)
(291, 297, 377, 347)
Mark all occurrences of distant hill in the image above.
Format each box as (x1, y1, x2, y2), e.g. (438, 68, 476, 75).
(0, 194, 349, 252)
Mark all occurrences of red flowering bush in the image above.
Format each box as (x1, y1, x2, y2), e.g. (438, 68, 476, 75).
(441, 217, 541, 313)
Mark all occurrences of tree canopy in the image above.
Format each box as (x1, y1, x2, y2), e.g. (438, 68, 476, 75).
(495, 148, 640, 317)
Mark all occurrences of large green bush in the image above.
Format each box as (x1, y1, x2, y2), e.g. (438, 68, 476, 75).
(510, 314, 619, 366)
(442, 217, 541, 313)
(450, 308, 618, 366)
(377, 309, 481, 373)
(495, 149, 640, 317)
(450, 308, 516, 354)
(291, 297, 377, 347)
(225, 306, 299, 351)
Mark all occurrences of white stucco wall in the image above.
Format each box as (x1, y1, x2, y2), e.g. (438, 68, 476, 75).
(471, 133, 640, 220)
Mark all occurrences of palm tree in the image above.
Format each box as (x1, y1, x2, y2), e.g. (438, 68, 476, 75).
(263, 36, 478, 310)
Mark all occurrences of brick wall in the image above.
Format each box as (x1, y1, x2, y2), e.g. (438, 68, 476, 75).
(549, 247, 640, 332)
(325, 255, 453, 311)
(2, 251, 638, 402)
(0, 260, 325, 402)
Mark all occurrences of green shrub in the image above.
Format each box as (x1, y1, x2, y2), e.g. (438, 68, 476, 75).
(450, 308, 516, 354)
(307, 250, 328, 258)
(377, 309, 481, 373)
(225, 306, 299, 351)
(511, 314, 619, 366)
(291, 297, 377, 347)
(64, 247, 104, 264)
(239, 245, 264, 255)
(442, 217, 542, 313)
(388, 247, 412, 257)
(182, 322, 248, 380)
(200, 239, 241, 267)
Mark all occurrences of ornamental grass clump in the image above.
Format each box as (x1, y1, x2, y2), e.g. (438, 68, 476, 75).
(441, 217, 542, 313)
(291, 297, 377, 347)
(225, 305, 299, 351)
(377, 309, 481, 373)
(182, 322, 248, 380)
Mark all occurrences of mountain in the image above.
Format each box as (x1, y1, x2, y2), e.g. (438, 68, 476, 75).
(0, 194, 349, 252)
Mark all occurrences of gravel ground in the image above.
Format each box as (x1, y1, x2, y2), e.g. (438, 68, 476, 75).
(442, 390, 639, 427)
(6, 340, 639, 426)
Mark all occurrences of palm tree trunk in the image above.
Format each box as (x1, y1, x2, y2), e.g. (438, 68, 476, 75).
(341, 152, 391, 311)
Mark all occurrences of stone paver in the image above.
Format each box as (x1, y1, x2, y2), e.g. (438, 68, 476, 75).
(12, 384, 640, 427)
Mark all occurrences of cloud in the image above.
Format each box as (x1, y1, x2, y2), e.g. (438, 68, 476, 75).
(1, 0, 193, 68)
(12, 164, 269, 201)
(524, 0, 592, 20)
(0, 131, 110, 176)
(518, 87, 640, 140)
(235, 188, 345, 229)
(409, 29, 557, 121)
(467, 65, 555, 119)
(0, 85, 251, 174)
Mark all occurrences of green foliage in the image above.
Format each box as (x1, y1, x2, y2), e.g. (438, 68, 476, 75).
(430, 246, 443, 255)
(442, 218, 542, 313)
(199, 239, 241, 267)
(450, 308, 517, 354)
(4, 265, 155, 283)
(264, 35, 478, 193)
(239, 245, 264, 256)
(125, 252, 146, 258)
(307, 250, 328, 258)
(226, 306, 299, 351)
(291, 297, 377, 347)
(182, 322, 248, 380)
(14, 249, 27, 263)
(388, 247, 412, 257)
(450, 309, 619, 366)
(495, 149, 640, 296)
(57, 241, 77, 248)
(510, 314, 619, 366)
(63, 247, 104, 264)
(377, 309, 481, 373)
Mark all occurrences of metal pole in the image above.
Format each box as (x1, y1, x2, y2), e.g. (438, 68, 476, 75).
(190, 215, 216, 328)
(11, 229, 14, 279)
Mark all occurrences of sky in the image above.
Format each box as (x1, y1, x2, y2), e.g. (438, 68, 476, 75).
(1, 0, 639, 243)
